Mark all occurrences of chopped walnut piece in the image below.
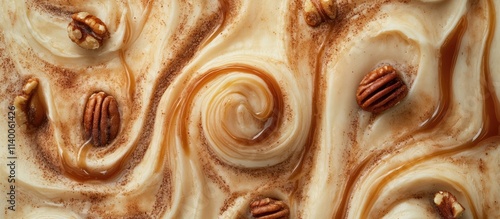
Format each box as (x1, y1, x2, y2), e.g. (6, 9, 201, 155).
(303, 0, 337, 27)
(13, 78, 46, 130)
(67, 12, 109, 50)
(434, 191, 465, 219)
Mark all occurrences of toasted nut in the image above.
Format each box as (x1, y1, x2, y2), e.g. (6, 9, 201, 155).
(320, 0, 337, 20)
(250, 197, 289, 219)
(356, 65, 408, 113)
(434, 191, 465, 219)
(83, 92, 120, 146)
(304, 0, 322, 27)
(67, 12, 109, 50)
(14, 78, 46, 129)
(303, 0, 337, 27)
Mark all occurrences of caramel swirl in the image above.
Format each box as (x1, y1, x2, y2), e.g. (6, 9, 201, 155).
(1, 0, 500, 218)
(178, 65, 287, 168)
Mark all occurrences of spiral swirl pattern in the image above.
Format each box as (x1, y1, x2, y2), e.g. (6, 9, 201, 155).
(0, 0, 500, 218)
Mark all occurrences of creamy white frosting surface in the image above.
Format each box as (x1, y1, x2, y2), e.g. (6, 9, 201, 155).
(0, 0, 499, 218)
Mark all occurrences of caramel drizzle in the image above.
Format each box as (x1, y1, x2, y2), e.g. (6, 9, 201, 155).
(343, 0, 497, 217)
(122, 0, 154, 49)
(200, 0, 229, 49)
(57, 1, 160, 181)
(119, 0, 154, 100)
(418, 18, 468, 130)
(119, 50, 136, 101)
(58, 49, 136, 182)
(61, 136, 141, 181)
(479, 0, 500, 142)
(289, 27, 331, 180)
(357, 16, 471, 218)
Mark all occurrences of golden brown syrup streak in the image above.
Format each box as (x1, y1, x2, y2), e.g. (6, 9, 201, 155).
(119, 50, 136, 100)
(76, 140, 92, 172)
(334, 155, 373, 219)
(59, 52, 136, 181)
(358, 15, 470, 218)
(478, 0, 499, 142)
(61, 134, 143, 181)
(200, 0, 228, 49)
(122, 0, 153, 49)
(155, 64, 283, 171)
(336, 9, 472, 219)
(58, 2, 153, 180)
(358, 0, 498, 217)
(289, 28, 330, 180)
(419, 17, 468, 130)
(58, 1, 222, 182)
(119, 1, 154, 100)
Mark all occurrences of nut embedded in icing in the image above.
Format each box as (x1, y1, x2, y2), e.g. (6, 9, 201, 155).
(1, 0, 498, 218)
(83, 91, 120, 146)
(303, 0, 337, 27)
(13, 78, 46, 129)
(356, 65, 408, 113)
(319, 0, 336, 20)
(249, 197, 290, 219)
(433, 191, 465, 219)
(67, 12, 110, 50)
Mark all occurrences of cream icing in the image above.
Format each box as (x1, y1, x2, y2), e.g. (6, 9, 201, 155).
(0, 0, 499, 218)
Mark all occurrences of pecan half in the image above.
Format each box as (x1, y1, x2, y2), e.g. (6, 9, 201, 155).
(67, 12, 109, 50)
(356, 65, 408, 113)
(13, 78, 46, 129)
(433, 191, 465, 219)
(83, 92, 120, 146)
(250, 197, 289, 219)
(303, 0, 337, 27)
